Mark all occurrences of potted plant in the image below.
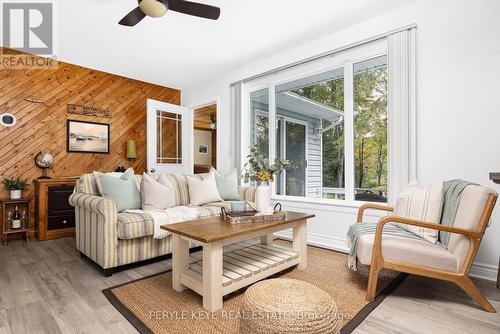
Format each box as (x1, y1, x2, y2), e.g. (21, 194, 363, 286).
(242, 146, 290, 211)
(3, 178, 29, 199)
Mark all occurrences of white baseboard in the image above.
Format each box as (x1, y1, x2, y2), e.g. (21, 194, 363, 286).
(274, 231, 498, 283)
(275, 230, 349, 254)
(470, 262, 499, 282)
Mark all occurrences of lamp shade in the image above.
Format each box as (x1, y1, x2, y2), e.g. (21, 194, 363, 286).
(127, 140, 137, 159)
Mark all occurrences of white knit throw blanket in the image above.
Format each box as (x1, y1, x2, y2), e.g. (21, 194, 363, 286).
(125, 206, 199, 239)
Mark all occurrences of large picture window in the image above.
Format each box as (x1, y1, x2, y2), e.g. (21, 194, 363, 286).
(241, 29, 416, 205)
(353, 56, 388, 202)
(248, 43, 389, 203)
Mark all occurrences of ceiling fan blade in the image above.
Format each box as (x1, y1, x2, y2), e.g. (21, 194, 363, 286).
(119, 6, 146, 26)
(168, 0, 220, 20)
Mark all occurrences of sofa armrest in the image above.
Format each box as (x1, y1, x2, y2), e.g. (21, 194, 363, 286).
(69, 192, 118, 269)
(239, 186, 258, 203)
(69, 192, 116, 214)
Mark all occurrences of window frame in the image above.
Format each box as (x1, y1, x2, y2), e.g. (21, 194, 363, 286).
(276, 115, 309, 197)
(243, 40, 391, 206)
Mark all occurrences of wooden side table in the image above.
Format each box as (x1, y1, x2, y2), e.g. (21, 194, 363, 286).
(34, 178, 77, 240)
(0, 198, 33, 246)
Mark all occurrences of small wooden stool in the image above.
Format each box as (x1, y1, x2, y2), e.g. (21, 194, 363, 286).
(239, 278, 338, 334)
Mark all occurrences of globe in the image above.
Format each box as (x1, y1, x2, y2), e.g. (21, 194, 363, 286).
(35, 152, 54, 178)
(35, 152, 54, 168)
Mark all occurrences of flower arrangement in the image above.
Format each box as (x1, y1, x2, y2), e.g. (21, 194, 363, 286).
(242, 146, 291, 183)
(3, 177, 29, 191)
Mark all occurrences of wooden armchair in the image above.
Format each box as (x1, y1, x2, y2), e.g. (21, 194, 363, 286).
(356, 186, 497, 312)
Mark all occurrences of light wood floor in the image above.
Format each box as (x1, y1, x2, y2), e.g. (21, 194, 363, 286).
(0, 238, 499, 334)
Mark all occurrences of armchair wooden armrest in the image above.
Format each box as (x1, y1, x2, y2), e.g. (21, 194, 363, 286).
(374, 216, 482, 240)
(357, 203, 394, 223)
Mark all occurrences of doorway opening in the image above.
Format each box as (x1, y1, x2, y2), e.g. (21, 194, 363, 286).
(193, 103, 217, 174)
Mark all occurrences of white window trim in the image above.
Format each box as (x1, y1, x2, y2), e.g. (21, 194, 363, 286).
(251, 111, 310, 196)
(343, 61, 355, 202)
(277, 116, 309, 197)
(240, 29, 416, 208)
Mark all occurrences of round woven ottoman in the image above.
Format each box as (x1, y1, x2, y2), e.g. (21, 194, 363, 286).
(239, 278, 338, 334)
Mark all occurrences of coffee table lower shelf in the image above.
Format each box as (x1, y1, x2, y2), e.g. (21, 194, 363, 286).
(180, 243, 299, 297)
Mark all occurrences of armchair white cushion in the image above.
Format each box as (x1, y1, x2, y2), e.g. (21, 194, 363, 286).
(357, 233, 458, 272)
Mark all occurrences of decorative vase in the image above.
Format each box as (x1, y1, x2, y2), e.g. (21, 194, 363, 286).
(255, 183, 271, 212)
(10, 190, 21, 199)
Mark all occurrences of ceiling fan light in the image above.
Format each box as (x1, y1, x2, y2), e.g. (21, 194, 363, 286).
(140, 0, 168, 18)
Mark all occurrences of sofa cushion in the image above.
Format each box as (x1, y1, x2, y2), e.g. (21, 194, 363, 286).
(160, 174, 191, 206)
(78, 169, 140, 196)
(94, 168, 140, 195)
(448, 185, 497, 265)
(97, 170, 141, 212)
(140, 173, 176, 210)
(191, 205, 223, 219)
(186, 173, 222, 205)
(117, 212, 154, 240)
(357, 232, 458, 272)
(214, 169, 240, 200)
(78, 173, 100, 195)
(118, 205, 224, 240)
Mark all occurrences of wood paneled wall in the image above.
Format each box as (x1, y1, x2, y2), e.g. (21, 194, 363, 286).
(0, 48, 180, 200)
(193, 104, 216, 130)
(193, 104, 217, 169)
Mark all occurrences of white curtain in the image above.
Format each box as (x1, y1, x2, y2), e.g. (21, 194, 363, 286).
(387, 27, 417, 204)
(230, 83, 243, 175)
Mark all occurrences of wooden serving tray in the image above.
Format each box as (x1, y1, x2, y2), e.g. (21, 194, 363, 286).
(220, 203, 285, 224)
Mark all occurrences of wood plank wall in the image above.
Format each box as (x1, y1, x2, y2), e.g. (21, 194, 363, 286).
(0, 48, 181, 200)
(194, 104, 217, 169)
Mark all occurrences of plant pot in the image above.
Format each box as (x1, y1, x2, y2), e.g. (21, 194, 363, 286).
(10, 190, 21, 199)
(255, 183, 271, 212)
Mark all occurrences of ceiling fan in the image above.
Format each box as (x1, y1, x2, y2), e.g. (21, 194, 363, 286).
(119, 0, 220, 26)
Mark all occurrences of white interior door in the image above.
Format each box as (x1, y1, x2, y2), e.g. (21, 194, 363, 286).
(147, 99, 192, 175)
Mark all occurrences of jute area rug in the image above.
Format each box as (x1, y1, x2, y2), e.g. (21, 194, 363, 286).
(103, 241, 405, 334)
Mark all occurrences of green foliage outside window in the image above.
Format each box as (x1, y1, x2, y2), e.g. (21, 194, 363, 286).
(293, 65, 388, 197)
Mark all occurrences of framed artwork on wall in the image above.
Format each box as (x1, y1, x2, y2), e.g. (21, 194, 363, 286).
(67, 120, 110, 154)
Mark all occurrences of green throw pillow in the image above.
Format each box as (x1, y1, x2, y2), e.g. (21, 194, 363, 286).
(214, 169, 240, 201)
(98, 170, 141, 212)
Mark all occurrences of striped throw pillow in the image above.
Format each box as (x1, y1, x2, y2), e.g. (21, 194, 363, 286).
(394, 180, 444, 244)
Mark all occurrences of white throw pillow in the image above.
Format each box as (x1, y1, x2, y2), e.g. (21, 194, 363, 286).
(186, 173, 222, 206)
(394, 180, 444, 244)
(140, 173, 175, 210)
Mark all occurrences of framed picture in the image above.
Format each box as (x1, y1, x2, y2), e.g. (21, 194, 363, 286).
(198, 144, 208, 154)
(67, 120, 110, 154)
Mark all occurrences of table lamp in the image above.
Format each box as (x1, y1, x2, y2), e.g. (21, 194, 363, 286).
(127, 140, 137, 166)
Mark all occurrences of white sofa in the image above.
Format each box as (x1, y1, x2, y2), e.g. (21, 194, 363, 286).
(69, 172, 257, 276)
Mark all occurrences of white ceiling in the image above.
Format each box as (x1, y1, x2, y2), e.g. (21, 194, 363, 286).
(56, 0, 413, 89)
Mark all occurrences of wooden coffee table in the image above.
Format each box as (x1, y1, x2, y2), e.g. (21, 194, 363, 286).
(161, 211, 314, 312)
